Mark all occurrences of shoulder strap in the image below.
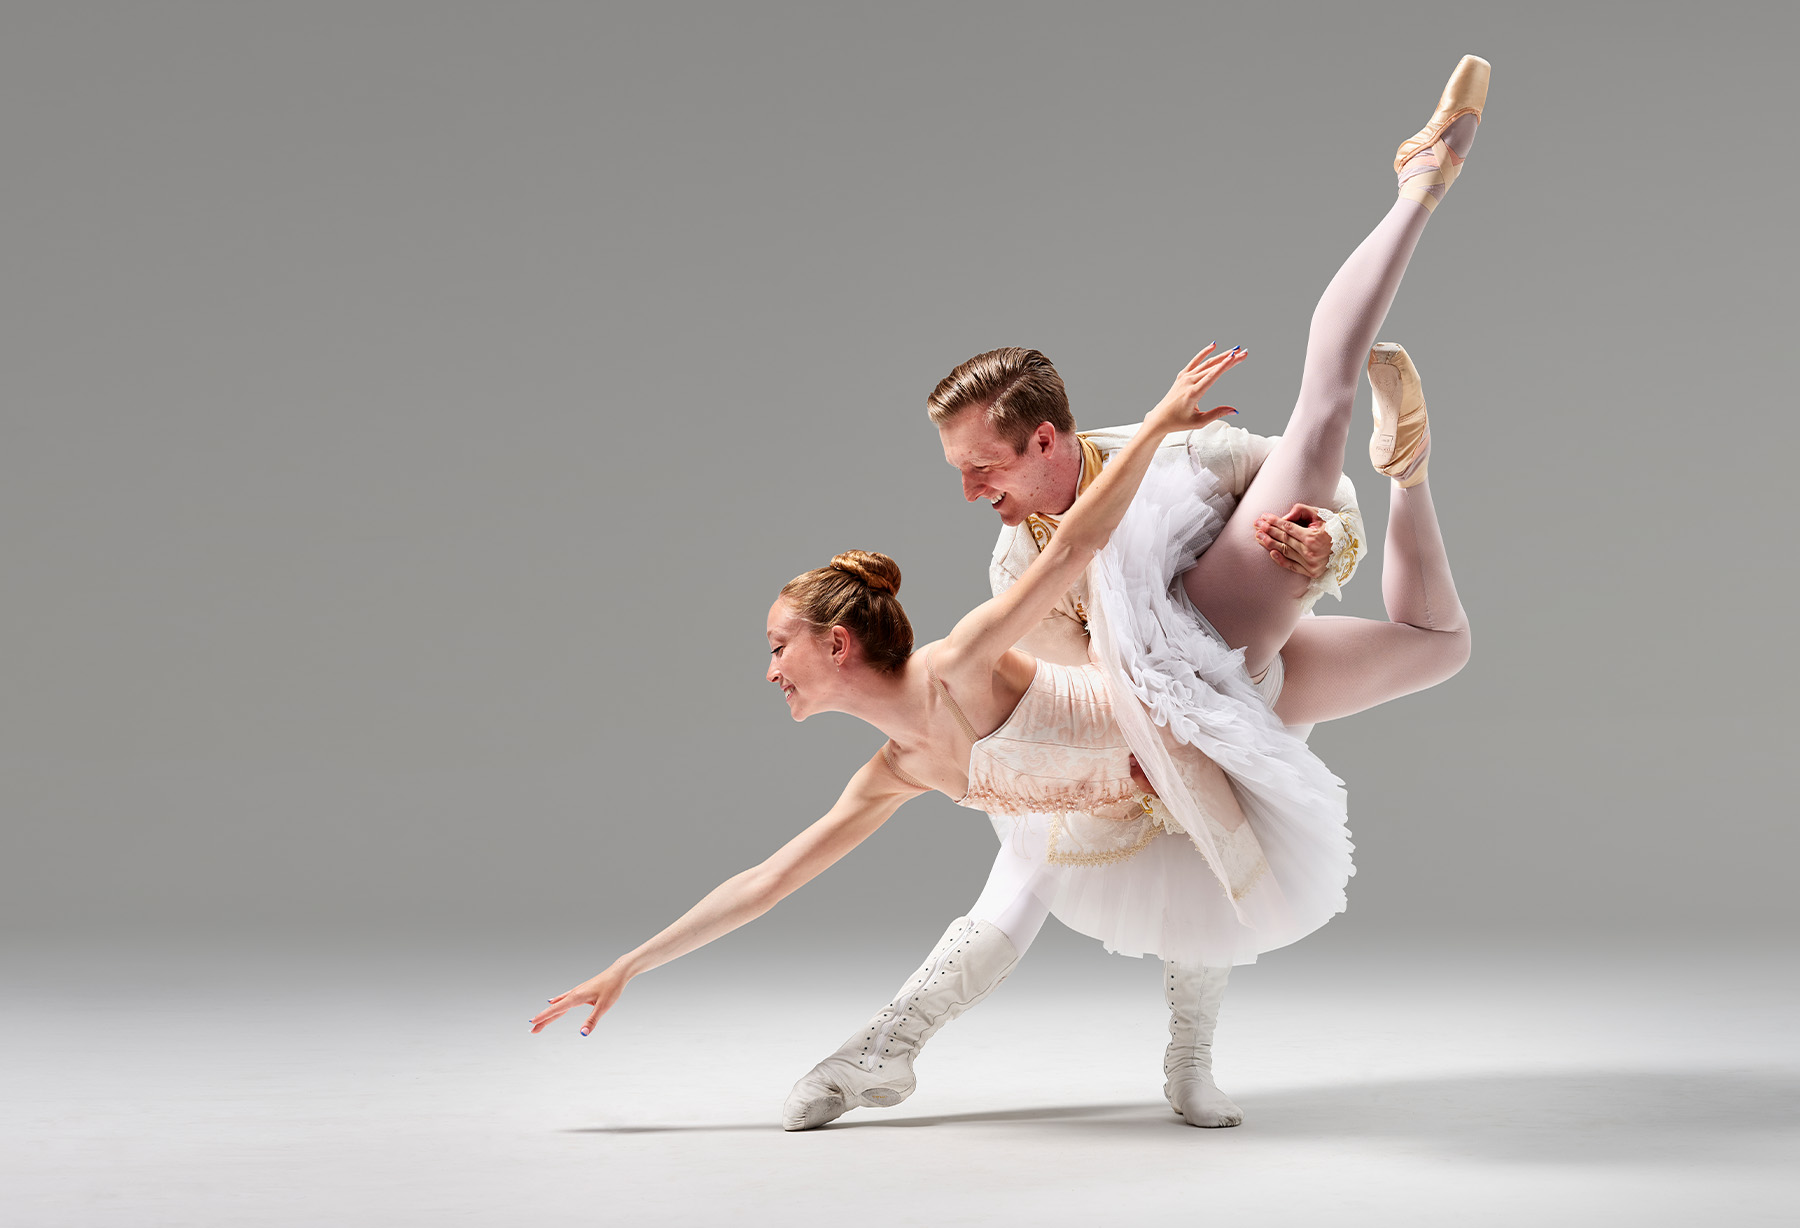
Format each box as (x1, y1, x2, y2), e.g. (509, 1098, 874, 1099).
(924, 647, 982, 743)
(880, 742, 932, 792)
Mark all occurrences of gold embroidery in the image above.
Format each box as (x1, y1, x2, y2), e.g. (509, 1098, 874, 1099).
(1024, 437, 1106, 545)
(1334, 520, 1362, 585)
(1230, 858, 1269, 901)
(1184, 804, 1272, 901)
(1044, 816, 1165, 867)
(1074, 434, 1106, 498)
(1023, 436, 1106, 629)
(963, 783, 1149, 820)
(1213, 845, 1270, 901)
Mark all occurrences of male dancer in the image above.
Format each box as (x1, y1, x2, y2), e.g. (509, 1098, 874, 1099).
(783, 54, 1486, 1132)
(782, 358, 1360, 1132)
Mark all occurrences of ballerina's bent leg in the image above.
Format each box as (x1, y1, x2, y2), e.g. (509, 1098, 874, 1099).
(1271, 471, 1470, 726)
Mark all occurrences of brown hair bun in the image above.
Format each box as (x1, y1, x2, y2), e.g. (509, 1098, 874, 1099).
(779, 550, 913, 673)
(829, 550, 901, 596)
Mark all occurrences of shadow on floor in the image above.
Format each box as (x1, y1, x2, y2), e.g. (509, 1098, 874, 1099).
(1241, 1067, 1800, 1163)
(571, 1068, 1800, 1164)
(570, 1101, 1150, 1136)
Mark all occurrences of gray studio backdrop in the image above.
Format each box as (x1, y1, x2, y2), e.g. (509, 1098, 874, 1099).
(3, 2, 1793, 956)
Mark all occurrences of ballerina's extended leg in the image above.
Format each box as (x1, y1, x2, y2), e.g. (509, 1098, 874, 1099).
(1179, 56, 1487, 679)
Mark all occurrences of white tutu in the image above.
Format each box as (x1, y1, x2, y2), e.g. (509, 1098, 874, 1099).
(992, 449, 1355, 966)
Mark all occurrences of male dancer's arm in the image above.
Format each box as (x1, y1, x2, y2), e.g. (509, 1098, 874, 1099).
(1234, 429, 1368, 606)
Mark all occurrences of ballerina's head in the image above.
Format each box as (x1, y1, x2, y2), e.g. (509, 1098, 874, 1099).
(930, 347, 1084, 528)
(766, 551, 914, 721)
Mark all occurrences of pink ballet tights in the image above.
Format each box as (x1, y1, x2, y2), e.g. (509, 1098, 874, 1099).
(1179, 193, 1434, 677)
(1272, 475, 1471, 727)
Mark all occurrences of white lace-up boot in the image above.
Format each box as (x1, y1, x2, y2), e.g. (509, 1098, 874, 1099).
(782, 916, 1019, 1131)
(1163, 961, 1244, 1127)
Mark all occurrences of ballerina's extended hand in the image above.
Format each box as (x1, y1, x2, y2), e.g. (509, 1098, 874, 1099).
(1144, 343, 1245, 437)
(533, 967, 625, 1037)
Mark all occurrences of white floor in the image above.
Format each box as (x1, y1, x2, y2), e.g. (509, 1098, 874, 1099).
(6, 933, 1797, 1227)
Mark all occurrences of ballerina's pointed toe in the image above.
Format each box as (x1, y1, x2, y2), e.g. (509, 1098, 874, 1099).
(1367, 343, 1431, 487)
(1396, 54, 1490, 212)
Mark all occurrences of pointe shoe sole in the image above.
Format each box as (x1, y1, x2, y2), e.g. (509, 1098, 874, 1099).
(1395, 54, 1490, 171)
(1368, 343, 1430, 486)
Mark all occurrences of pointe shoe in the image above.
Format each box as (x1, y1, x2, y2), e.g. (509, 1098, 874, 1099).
(1396, 54, 1490, 212)
(1367, 343, 1430, 487)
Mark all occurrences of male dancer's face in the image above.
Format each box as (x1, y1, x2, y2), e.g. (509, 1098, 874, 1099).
(937, 410, 1075, 526)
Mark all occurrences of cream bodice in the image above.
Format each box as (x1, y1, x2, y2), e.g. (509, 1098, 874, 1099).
(955, 658, 1150, 824)
(907, 651, 1269, 887)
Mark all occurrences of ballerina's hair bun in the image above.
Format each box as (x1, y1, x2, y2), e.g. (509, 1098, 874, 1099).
(829, 550, 901, 596)
(780, 550, 914, 673)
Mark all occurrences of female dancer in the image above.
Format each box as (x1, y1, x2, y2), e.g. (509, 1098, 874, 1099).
(530, 344, 1258, 1035)
(530, 58, 1484, 1121)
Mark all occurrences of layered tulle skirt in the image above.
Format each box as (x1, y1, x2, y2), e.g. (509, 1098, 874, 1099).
(991, 450, 1355, 966)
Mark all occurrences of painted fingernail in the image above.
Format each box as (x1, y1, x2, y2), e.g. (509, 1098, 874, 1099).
(580, 1028, 590, 1036)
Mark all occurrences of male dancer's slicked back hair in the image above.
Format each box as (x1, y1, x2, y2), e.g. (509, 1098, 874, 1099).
(926, 347, 1075, 452)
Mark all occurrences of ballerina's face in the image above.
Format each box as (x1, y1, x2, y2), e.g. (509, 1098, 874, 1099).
(766, 599, 845, 721)
(938, 410, 1069, 527)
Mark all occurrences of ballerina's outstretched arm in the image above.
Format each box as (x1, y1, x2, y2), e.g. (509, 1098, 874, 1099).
(530, 749, 926, 1037)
